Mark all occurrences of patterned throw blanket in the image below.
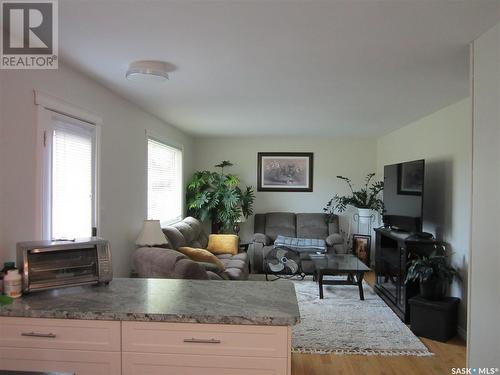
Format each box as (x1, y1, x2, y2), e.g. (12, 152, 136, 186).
(274, 235, 327, 253)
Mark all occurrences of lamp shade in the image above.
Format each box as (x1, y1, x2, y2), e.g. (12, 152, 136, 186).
(136, 220, 168, 246)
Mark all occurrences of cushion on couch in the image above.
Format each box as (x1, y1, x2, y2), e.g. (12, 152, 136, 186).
(175, 222, 196, 244)
(162, 226, 186, 249)
(182, 216, 202, 237)
(178, 246, 226, 271)
(182, 217, 209, 248)
(207, 234, 239, 255)
(296, 213, 329, 239)
(265, 212, 296, 240)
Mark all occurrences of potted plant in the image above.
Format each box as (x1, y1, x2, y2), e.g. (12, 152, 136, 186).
(323, 173, 384, 223)
(405, 246, 456, 300)
(186, 161, 255, 233)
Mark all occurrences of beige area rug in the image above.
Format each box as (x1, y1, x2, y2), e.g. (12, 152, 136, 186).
(249, 275, 432, 356)
(292, 278, 432, 356)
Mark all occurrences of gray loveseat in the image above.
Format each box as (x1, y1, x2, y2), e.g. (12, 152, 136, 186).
(252, 212, 344, 274)
(133, 217, 249, 280)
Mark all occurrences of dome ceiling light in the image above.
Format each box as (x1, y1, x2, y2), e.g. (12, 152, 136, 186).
(126, 60, 170, 82)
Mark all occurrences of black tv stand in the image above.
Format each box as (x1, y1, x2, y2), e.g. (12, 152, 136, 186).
(374, 227, 436, 322)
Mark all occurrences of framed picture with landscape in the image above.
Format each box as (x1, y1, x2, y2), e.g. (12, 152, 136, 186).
(257, 152, 313, 192)
(352, 234, 371, 266)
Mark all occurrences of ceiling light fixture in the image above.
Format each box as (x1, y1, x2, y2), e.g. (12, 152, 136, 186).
(126, 60, 170, 82)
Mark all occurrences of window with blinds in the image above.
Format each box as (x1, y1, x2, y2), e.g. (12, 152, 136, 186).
(147, 138, 183, 225)
(51, 121, 96, 239)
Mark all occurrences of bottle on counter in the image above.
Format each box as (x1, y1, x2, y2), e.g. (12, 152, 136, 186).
(4, 269, 22, 298)
(0, 261, 16, 294)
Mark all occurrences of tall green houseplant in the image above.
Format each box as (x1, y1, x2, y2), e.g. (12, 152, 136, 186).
(186, 161, 255, 233)
(324, 173, 384, 220)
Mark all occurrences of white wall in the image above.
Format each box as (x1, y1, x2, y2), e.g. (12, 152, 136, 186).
(377, 98, 472, 336)
(468, 22, 500, 368)
(193, 137, 378, 243)
(0, 64, 194, 277)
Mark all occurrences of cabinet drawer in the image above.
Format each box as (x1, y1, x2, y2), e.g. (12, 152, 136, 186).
(122, 321, 289, 358)
(122, 352, 287, 375)
(0, 347, 121, 375)
(0, 317, 120, 351)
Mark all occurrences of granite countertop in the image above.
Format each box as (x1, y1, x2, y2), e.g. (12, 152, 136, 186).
(0, 278, 300, 326)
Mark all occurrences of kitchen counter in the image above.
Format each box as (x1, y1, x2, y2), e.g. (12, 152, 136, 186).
(0, 278, 300, 326)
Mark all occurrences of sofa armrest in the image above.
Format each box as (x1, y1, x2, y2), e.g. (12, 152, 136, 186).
(326, 233, 343, 246)
(133, 247, 208, 280)
(253, 233, 271, 245)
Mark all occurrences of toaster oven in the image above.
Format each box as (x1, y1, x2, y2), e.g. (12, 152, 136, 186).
(16, 237, 112, 293)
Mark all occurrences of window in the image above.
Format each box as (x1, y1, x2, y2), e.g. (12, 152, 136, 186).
(40, 110, 97, 240)
(147, 137, 183, 225)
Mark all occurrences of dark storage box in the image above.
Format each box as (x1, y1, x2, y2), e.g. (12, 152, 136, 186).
(409, 296, 460, 342)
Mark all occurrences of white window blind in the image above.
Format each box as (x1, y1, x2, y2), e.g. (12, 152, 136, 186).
(51, 120, 96, 239)
(148, 138, 182, 225)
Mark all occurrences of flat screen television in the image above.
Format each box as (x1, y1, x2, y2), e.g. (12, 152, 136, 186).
(383, 159, 425, 233)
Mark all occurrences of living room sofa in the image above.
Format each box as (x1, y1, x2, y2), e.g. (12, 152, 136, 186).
(133, 217, 249, 280)
(252, 212, 344, 274)
(133, 247, 223, 280)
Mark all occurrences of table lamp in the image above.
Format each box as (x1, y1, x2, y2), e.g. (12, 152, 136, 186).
(233, 209, 246, 235)
(136, 219, 168, 247)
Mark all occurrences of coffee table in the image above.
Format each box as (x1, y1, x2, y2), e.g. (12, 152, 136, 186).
(311, 254, 371, 300)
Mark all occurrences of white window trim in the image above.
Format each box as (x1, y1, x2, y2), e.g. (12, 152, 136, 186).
(35, 90, 102, 240)
(145, 129, 184, 226)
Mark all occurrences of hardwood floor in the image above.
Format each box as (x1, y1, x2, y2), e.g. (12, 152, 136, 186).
(292, 337, 465, 375)
(291, 272, 466, 375)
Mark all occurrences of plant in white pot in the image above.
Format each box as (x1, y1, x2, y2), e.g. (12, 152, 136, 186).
(323, 173, 384, 223)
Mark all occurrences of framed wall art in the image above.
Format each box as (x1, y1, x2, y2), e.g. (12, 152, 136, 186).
(352, 234, 371, 266)
(257, 152, 313, 192)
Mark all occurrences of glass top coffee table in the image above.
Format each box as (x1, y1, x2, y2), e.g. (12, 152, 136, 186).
(310, 254, 371, 300)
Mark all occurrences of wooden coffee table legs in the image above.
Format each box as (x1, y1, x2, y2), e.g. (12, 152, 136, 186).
(357, 272, 365, 300)
(318, 271, 324, 299)
(316, 271, 365, 300)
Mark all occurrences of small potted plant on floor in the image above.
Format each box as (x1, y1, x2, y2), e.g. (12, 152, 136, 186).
(323, 173, 384, 223)
(405, 245, 456, 300)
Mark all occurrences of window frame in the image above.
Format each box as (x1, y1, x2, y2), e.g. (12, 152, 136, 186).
(35, 91, 101, 240)
(146, 132, 184, 226)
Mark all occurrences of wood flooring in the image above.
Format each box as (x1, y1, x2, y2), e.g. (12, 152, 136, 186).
(291, 272, 466, 375)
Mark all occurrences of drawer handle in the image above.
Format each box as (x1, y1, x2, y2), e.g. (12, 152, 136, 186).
(183, 338, 221, 344)
(21, 331, 57, 338)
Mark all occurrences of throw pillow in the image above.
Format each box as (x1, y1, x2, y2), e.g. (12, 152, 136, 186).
(177, 247, 225, 271)
(206, 234, 239, 255)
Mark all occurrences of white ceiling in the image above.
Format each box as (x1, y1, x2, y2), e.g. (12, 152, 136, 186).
(60, 0, 500, 137)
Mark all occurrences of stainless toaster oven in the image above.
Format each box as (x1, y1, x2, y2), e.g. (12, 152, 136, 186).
(16, 237, 112, 293)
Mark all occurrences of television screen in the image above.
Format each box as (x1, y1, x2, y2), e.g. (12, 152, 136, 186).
(383, 159, 425, 233)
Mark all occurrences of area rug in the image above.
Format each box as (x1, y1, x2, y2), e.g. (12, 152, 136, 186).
(291, 278, 432, 356)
